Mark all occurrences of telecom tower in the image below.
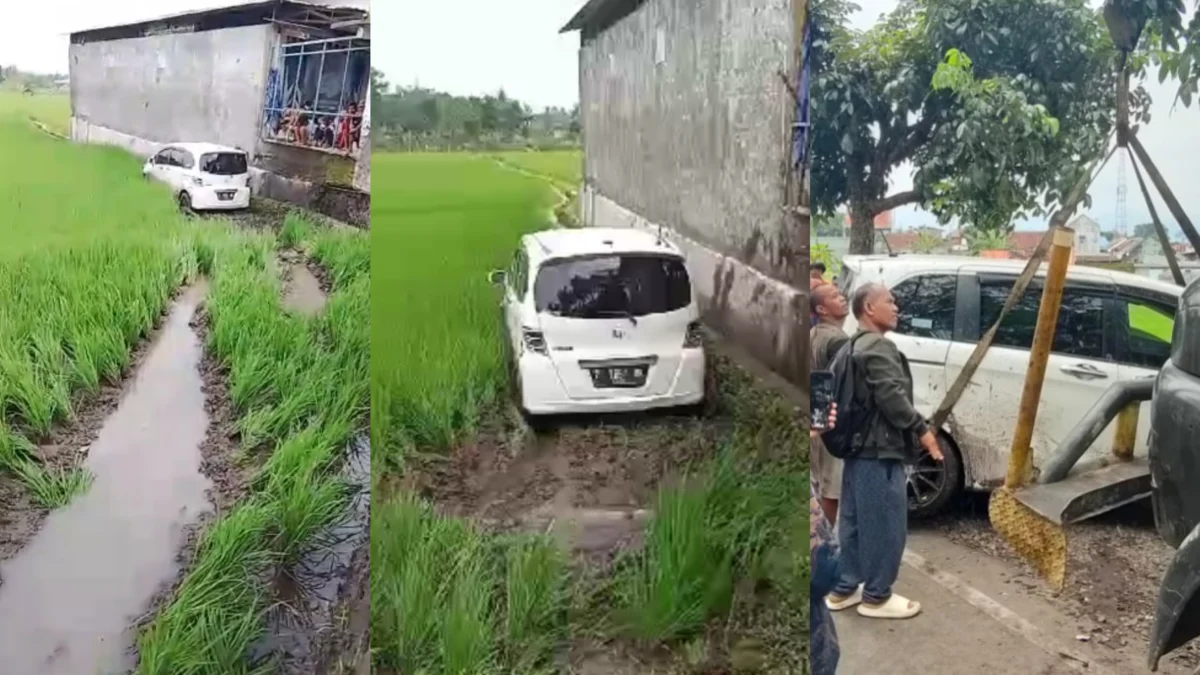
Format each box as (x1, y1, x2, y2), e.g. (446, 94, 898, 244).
(1115, 151, 1128, 237)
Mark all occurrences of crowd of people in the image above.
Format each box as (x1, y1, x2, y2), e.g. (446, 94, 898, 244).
(808, 267, 944, 675)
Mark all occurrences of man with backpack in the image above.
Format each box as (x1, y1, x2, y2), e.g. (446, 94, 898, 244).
(823, 282, 943, 620)
(810, 282, 850, 524)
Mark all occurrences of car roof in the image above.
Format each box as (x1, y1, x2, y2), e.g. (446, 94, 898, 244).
(842, 253, 1182, 295)
(164, 142, 246, 156)
(524, 227, 683, 263)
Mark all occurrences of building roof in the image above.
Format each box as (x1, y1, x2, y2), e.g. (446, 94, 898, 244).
(525, 227, 682, 263)
(560, 0, 645, 33)
(70, 1, 367, 44)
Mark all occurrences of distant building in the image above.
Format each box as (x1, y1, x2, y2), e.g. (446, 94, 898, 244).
(564, 0, 805, 382)
(67, 0, 371, 215)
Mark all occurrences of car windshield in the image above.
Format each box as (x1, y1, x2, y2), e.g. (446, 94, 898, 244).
(200, 152, 248, 175)
(534, 254, 691, 318)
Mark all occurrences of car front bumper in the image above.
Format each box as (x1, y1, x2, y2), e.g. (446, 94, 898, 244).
(518, 349, 705, 415)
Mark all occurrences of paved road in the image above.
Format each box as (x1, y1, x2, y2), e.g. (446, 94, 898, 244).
(831, 531, 1186, 675)
(833, 565, 1078, 674)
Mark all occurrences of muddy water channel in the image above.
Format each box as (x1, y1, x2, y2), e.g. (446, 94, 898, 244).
(250, 435, 370, 674)
(0, 284, 211, 674)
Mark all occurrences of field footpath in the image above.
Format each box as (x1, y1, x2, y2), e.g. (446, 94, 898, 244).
(491, 155, 578, 227)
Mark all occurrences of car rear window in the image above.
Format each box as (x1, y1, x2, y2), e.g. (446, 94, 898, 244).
(200, 152, 248, 175)
(534, 254, 692, 318)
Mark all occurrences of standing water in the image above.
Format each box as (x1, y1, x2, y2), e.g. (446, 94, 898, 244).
(0, 283, 212, 674)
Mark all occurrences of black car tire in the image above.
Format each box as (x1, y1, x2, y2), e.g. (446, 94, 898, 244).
(907, 432, 963, 519)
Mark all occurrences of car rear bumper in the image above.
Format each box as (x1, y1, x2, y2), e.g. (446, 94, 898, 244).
(518, 349, 705, 415)
(188, 186, 250, 210)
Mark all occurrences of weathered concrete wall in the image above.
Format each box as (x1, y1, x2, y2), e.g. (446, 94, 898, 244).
(578, 0, 804, 384)
(583, 185, 807, 384)
(69, 25, 273, 154)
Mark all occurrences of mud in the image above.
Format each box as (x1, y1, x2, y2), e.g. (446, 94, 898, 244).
(249, 435, 370, 675)
(280, 250, 328, 316)
(408, 407, 723, 568)
(0, 284, 214, 675)
(921, 493, 1197, 669)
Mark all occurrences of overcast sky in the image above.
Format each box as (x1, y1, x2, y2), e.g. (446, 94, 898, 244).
(373, 0, 583, 110)
(851, 0, 1200, 235)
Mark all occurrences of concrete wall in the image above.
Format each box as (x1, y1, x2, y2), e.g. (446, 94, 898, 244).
(578, 0, 806, 383)
(69, 24, 273, 154)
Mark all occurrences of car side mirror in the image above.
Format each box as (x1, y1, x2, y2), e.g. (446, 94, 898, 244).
(488, 269, 506, 285)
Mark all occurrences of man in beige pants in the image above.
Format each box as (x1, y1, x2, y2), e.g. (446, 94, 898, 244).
(810, 282, 850, 524)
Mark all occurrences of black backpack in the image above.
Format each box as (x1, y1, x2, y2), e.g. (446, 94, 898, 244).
(819, 334, 871, 459)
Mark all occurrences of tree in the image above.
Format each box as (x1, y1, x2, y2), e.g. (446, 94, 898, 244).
(912, 229, 944, 253)
(813, 212, 845, 237)
(811, 0, 1144, 253)
(1110, 0, 1200, 104)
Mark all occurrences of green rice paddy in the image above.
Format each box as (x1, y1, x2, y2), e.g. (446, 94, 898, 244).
(0, 92, 369, 673)
(370, 150, 810, 673)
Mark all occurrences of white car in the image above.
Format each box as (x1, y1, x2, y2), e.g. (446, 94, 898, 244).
(837, 254, 1180, 516)
(491, 227, 706, 416)
(142, 142, 251, 212)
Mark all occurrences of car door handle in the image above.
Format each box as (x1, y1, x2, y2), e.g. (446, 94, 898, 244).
(1060, 363, 1109, 379)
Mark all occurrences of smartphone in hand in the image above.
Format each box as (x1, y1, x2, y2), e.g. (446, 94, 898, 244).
(811, 370, 834, 430)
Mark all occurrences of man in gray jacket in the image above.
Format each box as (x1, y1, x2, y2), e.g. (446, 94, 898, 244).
(825, 282, 943, 620)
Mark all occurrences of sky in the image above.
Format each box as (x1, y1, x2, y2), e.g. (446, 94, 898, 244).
(373, 0, 584, 110)
(851, 0, 1200, 236)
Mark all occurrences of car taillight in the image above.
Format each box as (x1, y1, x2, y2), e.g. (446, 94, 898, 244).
(522, 328, 548, 355)
(684, 321, 704, 348)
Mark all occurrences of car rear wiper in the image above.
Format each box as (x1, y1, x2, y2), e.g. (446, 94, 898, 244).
(594, 309, 638, 326)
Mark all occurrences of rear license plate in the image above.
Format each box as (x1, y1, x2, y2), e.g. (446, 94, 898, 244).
(217, 190, 236, 201)
(589, 365, 648, 389)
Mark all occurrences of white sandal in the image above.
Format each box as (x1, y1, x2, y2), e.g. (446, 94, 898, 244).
(825, 584, 863, 611)
(857, 593, 921, 619)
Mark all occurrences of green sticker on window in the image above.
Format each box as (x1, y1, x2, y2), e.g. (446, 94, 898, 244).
(1130, 303, 1174, 343)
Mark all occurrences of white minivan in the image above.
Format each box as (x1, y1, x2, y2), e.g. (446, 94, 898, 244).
(143, 142, 252, 212)
(837, 254, 1181, 516)
(491, 228, 706, 417)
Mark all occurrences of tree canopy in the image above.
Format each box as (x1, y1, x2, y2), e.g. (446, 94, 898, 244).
(811, 0, 1147, 253)
(370, 68, 579, 151)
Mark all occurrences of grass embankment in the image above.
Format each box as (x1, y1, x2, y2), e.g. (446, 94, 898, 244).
(371, 152, 810, 673)
(0, 100, 369, 672)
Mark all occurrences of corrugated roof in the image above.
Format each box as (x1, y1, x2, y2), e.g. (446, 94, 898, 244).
(560, 0, 644, 33)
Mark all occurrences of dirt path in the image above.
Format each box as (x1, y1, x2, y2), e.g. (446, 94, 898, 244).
(490, 157, 576, 228)
(0, 283, 215, 674)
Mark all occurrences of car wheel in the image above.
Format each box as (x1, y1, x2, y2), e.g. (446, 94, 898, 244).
(907, 432, 963, 519)
(177, 191, 193, 214)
